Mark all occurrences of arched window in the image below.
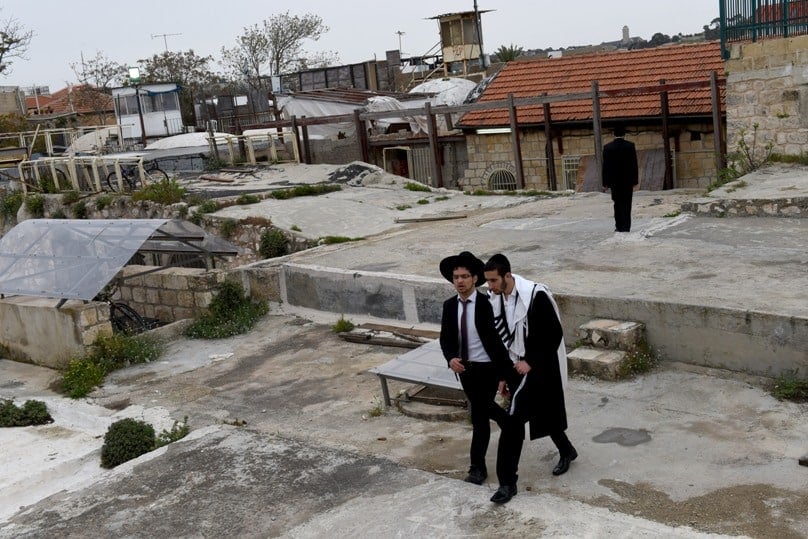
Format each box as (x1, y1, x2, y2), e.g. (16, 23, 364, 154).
(488, 169, 517, 191)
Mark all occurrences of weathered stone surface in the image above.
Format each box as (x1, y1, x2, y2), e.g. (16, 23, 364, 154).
(578, 319, 645, 351)
(567, 346, 627, 381)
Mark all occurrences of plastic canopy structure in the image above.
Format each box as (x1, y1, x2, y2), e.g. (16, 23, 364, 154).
(0, 219, 240, 303)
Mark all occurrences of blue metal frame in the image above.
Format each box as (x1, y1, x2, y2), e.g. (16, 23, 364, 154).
(721, 0, 808, 58)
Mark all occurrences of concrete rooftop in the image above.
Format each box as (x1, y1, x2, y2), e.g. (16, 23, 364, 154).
(0, 161, 806, 537)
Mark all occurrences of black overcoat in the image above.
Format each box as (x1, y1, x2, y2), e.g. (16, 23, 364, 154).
(602, 137, 639, 198)
(509, 290, 568, 440)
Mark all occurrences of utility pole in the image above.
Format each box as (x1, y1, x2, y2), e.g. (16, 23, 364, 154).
(151, 32, 182, 52)
(473, 0, 486, 69)
(396, 30, 405, 53)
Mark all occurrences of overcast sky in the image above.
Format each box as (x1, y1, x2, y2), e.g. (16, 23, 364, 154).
(2, 0, 719, 91)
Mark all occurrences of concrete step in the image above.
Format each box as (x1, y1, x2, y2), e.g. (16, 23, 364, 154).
(577, 319, 645, 351)
(567, 346, 627, 381)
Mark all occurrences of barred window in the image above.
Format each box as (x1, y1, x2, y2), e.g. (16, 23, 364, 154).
(488, 169, 517, 191)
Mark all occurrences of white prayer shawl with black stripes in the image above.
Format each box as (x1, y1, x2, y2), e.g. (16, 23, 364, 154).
(489, 274, 568, 414)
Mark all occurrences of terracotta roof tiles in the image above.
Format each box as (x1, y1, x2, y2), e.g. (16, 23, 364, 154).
(459, 41, 725, 127)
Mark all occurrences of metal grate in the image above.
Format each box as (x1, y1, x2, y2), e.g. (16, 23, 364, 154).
(488, 168, 517, 190)
(561, 156, 582, 191)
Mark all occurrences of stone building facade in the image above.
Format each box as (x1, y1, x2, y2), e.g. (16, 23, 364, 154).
(725, 35, 808, 156)
(463, 122, 720, 192)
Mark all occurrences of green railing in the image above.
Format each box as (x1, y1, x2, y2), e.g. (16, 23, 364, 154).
(721, 0, 808, 57)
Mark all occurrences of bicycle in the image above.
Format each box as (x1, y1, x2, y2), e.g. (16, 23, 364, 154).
(105, 160, 169, 192)
(94, 282, 154, 334)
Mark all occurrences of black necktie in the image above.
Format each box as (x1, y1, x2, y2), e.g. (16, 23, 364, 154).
(460, 298, 469, 361)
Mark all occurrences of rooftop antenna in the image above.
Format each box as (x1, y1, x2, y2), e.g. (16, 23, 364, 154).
(151, 32, 182, 52)
(396, 30, 405, 54)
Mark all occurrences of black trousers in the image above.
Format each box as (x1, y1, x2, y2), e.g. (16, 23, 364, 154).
(495, 374, 575, 486)
(459, 362, 508, 472)
(612, 189, 633, 232)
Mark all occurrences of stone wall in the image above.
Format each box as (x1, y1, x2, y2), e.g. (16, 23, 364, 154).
(725, 35, 808, 156)
(464, 124, 719, 191)
(114, 265, 224, 324)
(0, 296, 111, 368)
(681, 196, 808, 218)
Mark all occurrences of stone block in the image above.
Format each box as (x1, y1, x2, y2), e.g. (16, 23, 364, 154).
(567, 347, 626, 381)
(577, 319, 645, 351)
(159, 289, 179, 306)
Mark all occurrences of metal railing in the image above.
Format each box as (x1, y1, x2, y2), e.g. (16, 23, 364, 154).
(721, 0, 808, 57)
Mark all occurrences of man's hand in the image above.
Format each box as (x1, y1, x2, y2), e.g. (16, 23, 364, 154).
(514, 359, 531, 375)
(498, 380, 509, 396)
(449, 357, 466, 373)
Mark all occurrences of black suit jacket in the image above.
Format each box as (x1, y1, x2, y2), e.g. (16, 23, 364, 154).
(602, 137, 639, 192)
(439, 292, 511, 379)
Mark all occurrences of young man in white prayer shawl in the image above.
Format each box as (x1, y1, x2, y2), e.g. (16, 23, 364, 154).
(483, 253, 577, 504)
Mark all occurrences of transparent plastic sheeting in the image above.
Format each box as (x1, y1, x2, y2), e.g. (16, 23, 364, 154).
(0, 219, 169, 301)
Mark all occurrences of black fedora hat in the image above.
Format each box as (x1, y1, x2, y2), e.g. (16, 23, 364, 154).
(439, 251, 485, 286)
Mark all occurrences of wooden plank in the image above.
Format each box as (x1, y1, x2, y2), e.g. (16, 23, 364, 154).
(358, 323, 440, 339)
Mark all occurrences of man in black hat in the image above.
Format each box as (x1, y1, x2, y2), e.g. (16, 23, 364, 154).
(439, 251, 511, 485)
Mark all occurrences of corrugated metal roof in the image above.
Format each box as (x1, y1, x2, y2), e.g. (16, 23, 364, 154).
(459, 41, 725, 128)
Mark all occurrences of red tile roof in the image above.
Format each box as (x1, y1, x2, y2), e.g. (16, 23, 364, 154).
(459, 41, 725, 128)
(26, 84, 114, 116)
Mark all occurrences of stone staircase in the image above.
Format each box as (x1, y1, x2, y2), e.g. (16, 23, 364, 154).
(567, 319, 646, 380)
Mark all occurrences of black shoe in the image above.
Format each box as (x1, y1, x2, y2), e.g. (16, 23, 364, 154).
(552, 447, 578, 476)
(490, 484, 517, 504)
(464, 467, 487, 485)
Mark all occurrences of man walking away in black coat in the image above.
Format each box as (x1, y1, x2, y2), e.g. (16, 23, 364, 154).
(483, 253, 577, 504)
(602, 124, 639, 232)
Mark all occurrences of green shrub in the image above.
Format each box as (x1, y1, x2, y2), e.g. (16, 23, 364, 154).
(616, 341, 659, 379)
(772, 371, 808, 402)
(62, 190, 80, 205)
(59, 333, 163, 399)
(132, 177, 186, 205)
(0, 190, 24, 217)
(417, 198, 429, 205)
(185, 281, 268, 339)
(73, 200, 88, 219)
(100, 418, 156, 468)
(0, 399, 54, 427)
(196, 199, 218, 214)
(320, 236, 363, 244)
(91, 332, 162, 372)
(236, 193, 260, 204)
(258, 228, 289, 258)
(269, 184, 341, 199)
(24, 194, 44, 217)
(155, 416, 190, 448)
(95, 194, 113, 211)
(331, 316, 355, 333)
(219, 218, 237, 238)
(37, 173, 58, 194)
(60, 357, 107, 398)
(404, 181, 431, 192)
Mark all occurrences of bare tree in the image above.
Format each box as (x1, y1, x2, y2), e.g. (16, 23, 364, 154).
(0, 10, 34, 76)
(220, 12, 338, 90)
(69, 52, 127, 124)
(220, 24, 270, 90)
(71, 51, 126, 89)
